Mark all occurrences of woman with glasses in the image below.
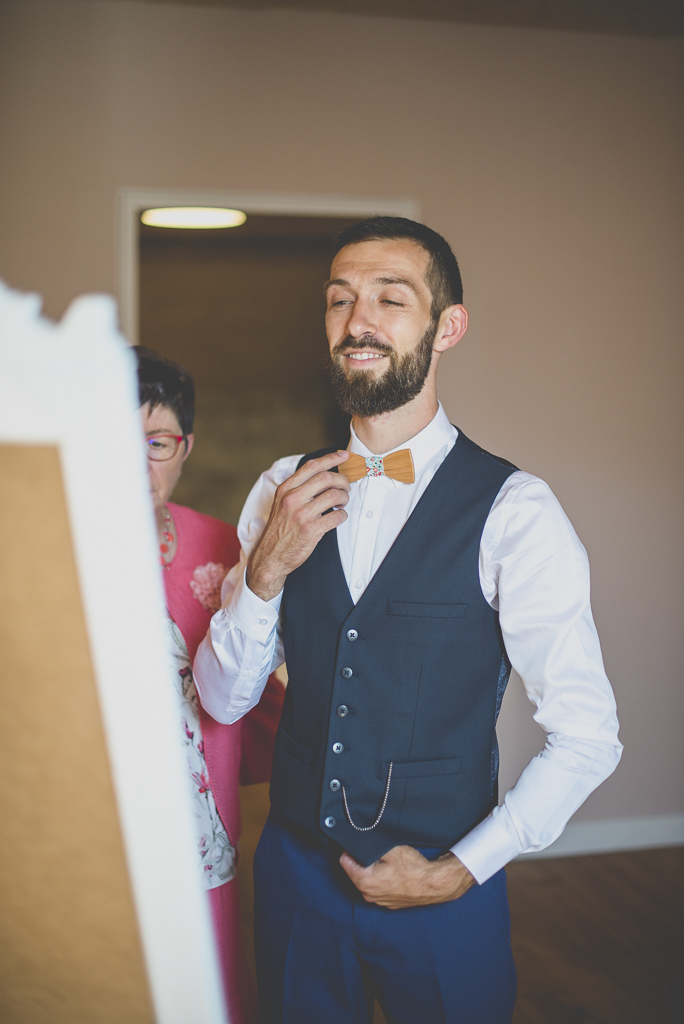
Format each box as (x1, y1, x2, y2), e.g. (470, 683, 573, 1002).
(136, 346, 284, 1024)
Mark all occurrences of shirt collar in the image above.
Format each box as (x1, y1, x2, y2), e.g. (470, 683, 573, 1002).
(348, 402, 455, 477)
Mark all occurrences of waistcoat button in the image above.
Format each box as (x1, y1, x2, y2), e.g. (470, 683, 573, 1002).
(332, 742, 344, 753)
(340, 667, 353, 678)
(329, 779, 341, 791)
(346, 629, 358, 641)
(336, 705, 349, 718)
(324, 816, 336, 828)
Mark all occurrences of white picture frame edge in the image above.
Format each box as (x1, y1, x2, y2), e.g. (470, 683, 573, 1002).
(0, 282, 228, 1024)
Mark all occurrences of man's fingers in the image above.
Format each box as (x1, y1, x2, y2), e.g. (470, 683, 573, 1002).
(320, 507, 348, 532)
(290, 506, 347, 552)
(277, 470, 350, 517)
(298, 469, 351, 505)
(308, 487, 350, 519)
(284, 450, 350, 491)
(339, 850, 366, 883)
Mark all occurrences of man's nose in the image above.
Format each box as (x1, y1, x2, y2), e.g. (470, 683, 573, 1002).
(347, 298, 377, 339)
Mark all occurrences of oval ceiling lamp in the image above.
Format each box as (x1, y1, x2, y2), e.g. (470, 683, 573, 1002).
(140, 207, 247, 229)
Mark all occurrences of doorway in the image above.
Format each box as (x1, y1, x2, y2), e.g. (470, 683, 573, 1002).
(134, 201, 414, 1023)
(139, 212, 361, 522)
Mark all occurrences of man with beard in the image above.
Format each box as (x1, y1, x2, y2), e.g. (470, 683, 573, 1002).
(194, 217, 622, 1024)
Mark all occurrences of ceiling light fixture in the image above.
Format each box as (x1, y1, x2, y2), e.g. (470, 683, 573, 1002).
(140, 207, 247, 229)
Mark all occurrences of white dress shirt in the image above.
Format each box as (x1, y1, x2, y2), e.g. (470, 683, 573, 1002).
(194, 403, 622, 884)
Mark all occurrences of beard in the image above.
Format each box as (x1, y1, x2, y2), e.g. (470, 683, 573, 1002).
(329, 320, 438, 419)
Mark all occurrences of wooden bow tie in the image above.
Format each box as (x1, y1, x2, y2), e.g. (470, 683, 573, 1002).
(341, 449, 415, 484)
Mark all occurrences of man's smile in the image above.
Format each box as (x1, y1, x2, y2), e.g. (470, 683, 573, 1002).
(342, 349, 388, 367)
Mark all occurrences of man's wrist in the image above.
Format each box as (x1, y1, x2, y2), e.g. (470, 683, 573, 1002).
(436, 852, 476, 901)
(246, 563, 286, 603)
(230, 568, 281, 639)
(449, 808, 521, 885)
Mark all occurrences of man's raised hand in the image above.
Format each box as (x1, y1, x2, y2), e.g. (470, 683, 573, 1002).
(246, 451, 351, 602)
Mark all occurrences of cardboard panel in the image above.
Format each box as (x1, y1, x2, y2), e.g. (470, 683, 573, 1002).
(0, 443, 155, 1024)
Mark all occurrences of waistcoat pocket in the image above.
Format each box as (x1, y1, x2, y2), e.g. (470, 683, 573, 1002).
(377, 755, 463, 779)
(386, 601, 467, 618)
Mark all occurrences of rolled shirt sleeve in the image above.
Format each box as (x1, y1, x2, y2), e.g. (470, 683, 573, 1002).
(451, 474, 623, 883)
(193, 455, 300, 724)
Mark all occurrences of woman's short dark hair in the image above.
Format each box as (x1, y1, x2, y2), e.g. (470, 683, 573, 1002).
(134, 346, 195, 436)
(333, 217, 463, 319)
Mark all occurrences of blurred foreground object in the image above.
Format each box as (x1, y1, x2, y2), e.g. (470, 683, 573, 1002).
(0, 281, 228, 1024)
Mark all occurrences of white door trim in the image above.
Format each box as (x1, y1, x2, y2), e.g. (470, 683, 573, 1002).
(118, 187, 421, 345)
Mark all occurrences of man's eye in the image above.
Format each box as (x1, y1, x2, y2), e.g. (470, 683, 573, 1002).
(382, 299, 404, 306)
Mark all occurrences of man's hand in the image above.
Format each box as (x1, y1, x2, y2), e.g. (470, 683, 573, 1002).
(339, 845, 475, 910)
(246, 451, 351, 602)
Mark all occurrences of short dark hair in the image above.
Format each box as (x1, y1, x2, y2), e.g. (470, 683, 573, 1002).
(333, 216, 463, 318)
(134, 346, 195, 436)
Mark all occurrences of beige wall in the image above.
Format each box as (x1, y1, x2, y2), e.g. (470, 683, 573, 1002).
(1, 0, 682, 823)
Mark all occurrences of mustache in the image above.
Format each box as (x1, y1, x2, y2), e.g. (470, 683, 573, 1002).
(332, 335, 393, 358)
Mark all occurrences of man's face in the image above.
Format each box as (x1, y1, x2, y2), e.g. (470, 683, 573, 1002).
(325, 239, 438, 418)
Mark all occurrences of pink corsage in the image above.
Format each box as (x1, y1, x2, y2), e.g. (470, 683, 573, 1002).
(189, 562, 228, 613)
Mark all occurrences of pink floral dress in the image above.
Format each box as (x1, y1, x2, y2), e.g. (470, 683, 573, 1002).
(166, 617, 235, 890)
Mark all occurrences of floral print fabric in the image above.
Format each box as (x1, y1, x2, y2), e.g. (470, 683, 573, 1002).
(167, 617, 236, 890)
(365, 455, 385, 477)
(189, 561, 228, 613)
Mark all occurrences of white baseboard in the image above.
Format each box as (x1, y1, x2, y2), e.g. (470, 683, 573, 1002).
(519, 813, 684, 860)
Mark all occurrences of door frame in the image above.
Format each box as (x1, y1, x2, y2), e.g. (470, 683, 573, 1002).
(118, 187, 420, 345)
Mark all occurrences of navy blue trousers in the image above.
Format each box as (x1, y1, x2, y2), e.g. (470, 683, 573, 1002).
(254, 818, 516, 1024)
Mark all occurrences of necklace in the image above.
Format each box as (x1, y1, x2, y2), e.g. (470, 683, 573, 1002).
(159, 506, 175, 571)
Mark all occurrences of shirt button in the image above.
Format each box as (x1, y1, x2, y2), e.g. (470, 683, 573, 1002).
(257, 617, 267, 625)
(365, 510, 373, 518)
(332, 742, 344, 754)
(324, 816, 336, 828)
(354, 580, 363, 590)
(329, 779, 341, 792)
(346, 629, 358, 641)
(336, 705, 349, 718)
(340, 667, 353, 679)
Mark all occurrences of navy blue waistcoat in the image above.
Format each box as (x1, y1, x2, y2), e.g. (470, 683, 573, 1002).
(270, 429, 517, 865)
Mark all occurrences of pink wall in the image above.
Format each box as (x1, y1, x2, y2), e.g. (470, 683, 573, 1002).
(1, 0, 682, 822)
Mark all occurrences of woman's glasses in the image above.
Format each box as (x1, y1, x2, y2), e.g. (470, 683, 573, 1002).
(145, 434, 184, 461)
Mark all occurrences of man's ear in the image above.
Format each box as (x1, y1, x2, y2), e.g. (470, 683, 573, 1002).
(433, 304, 468, 354)
(183, 433, 195, 460)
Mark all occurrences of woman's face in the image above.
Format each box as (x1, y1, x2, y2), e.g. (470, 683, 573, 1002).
(140, 402, 194, 515)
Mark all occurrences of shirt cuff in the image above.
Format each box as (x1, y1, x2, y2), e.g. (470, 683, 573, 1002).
(221, 568, 282, 642)
(450, 806, 523, 885)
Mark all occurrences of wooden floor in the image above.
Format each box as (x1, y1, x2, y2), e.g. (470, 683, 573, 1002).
(507, 846, 683, 1024)
(238, 785, 683, 1023)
